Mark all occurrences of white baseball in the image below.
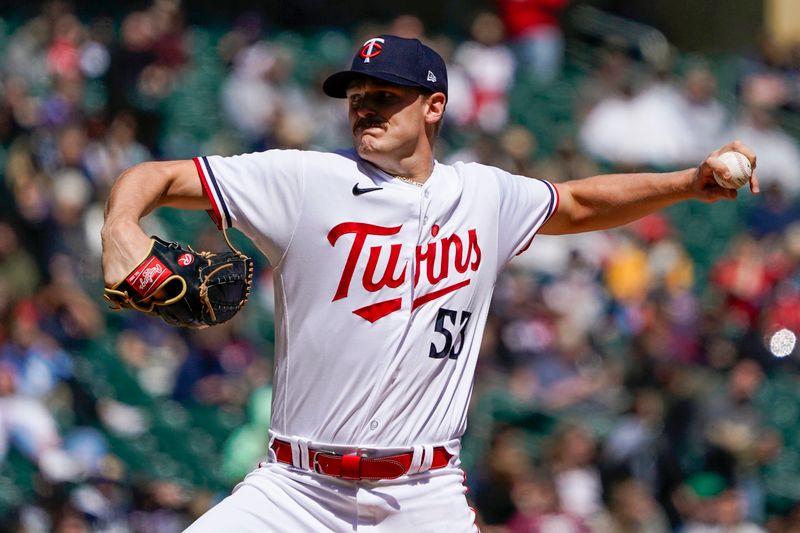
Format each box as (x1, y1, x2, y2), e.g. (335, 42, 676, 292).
(713, 151, 752, 189)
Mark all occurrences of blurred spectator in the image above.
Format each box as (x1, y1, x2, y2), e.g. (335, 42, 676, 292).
(498, 124, 539, 176)
(605, 234, 650, 305)
(546, 423, 603, 520)
(5, 15, 50, 90)
(84, 111, 152, 193)
(473, 426, 536, 525)
(678, 63, 730, 162)
(532, 135, 599, 182)
(762, 276, 800, 342)
(79, 17, 113, 81)
(711, 236, 789, 332)
(530, 336, 613, 413)
(496, 0, 569, 84)
(691, 359, 781, 525)
(0, 301, 73, 399)
(576, 36, 637, 119)
(540, 250, 605, 344)
(506, 470, 591, 532)
(53, 504, 93, 533)
(445, 133, 504, 166)
(746, 182, 800, 238)
(388, 14, 426, 39)
(509, 228, 613, 278)
(675, 473, 766, 533)
(129, 479, 193, 532)
(430, 35, 474, 133)
(305, 67, 355, 150)
(0, 222, 40, 301)
(262, 51, 316, 150)
(0, 361, 81, 483)
(602, 388, 667, 487)
(217, 11, 265, 68)
(116, 324, 186, 398)
(454, 12, 516, 133)
(577, 71, 641, 166)
(106, 2, 190, 152)
(50, 168, 91, 246)
(591, 478, 670, 533)
(36, 272, 105, 344)
(220, 41, 282, 148)
(693, 360, 780, 487)
(41, 74, 84, 129)
(172, 323, 259, 408)
(69, 454, 131, 532)
(46, 13, 85, 82)
(580, 56, 695, 168)
(5, 151, 61, 279)
(149, 0, 189, 70)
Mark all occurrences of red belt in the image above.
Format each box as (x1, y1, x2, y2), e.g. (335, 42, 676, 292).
(270, 439, 452, 480)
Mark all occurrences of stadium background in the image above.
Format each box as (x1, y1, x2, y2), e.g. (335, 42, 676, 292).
(1, 0, 800, 531)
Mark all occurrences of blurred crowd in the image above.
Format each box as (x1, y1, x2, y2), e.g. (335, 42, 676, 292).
(1, 0, 800, 531)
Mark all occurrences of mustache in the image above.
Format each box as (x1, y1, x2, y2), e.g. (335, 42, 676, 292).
(354, 117, 386, 132)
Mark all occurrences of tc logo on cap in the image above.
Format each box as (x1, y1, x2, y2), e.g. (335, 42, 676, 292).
(360, 37, 385, 63)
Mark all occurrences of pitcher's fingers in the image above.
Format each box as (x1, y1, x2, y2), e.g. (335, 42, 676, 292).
(706, 156, 730, 180)
(728, 141, 757, 169)
(749, 171, 761, 194)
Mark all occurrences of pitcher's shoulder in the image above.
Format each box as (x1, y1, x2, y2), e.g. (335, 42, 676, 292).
(446, 160, 512, 184)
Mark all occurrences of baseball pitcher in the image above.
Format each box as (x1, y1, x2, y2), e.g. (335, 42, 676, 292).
(101, 35, 759, 531)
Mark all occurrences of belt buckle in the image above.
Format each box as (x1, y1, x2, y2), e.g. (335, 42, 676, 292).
(357, 447, 372, 458)
(311, 449, 336, 474)
(312, 448, 370, 477)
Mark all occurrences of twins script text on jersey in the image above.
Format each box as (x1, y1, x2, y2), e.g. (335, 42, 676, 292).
(328, 222, 481, 322)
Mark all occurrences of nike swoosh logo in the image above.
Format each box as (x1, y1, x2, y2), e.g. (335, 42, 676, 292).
(352, 183, 383, 196)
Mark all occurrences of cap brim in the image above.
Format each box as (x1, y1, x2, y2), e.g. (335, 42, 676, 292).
(322, 70, 427, 98)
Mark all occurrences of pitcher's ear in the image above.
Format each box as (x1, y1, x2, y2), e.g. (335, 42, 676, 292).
(424, 92, 447, 125)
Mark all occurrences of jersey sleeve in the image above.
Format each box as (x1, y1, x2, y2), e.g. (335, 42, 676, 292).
(193, 150, 305, 262)
(495, 170, 559, 264)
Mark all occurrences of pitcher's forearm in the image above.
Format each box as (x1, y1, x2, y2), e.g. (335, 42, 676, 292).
(546, 168, 696, 234)
(101, 160, 209, 285)
(104, 163, 169, 228)
(572, 168, 694, 225)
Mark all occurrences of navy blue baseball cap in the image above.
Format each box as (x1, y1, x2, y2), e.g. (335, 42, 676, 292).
(323, 35, 448, 98)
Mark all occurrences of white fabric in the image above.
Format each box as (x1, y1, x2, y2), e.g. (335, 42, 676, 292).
(419, 444, 434, 474)
(184, 462, 478, 532)
(408, 445, 424, 475)
(290, 439, 302, 469)
(195, 148, 557, 448)
(298, 438, 311, 471)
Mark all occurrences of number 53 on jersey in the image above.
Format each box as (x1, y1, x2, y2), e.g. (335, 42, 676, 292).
(429, 307, 472, 359)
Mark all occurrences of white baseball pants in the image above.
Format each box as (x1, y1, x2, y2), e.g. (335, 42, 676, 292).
(183, 460, 478, 532)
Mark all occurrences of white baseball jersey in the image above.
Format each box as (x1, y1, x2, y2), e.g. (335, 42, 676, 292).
(193, 149, 558, 448)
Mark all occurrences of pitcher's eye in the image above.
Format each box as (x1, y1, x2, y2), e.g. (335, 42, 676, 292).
(348, 94, 363, 108)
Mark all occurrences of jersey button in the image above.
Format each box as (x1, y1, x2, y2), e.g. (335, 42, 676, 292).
(369, 420, 379, 430)
(424, 190, 430, 198)
(424, 216, 429, 224)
